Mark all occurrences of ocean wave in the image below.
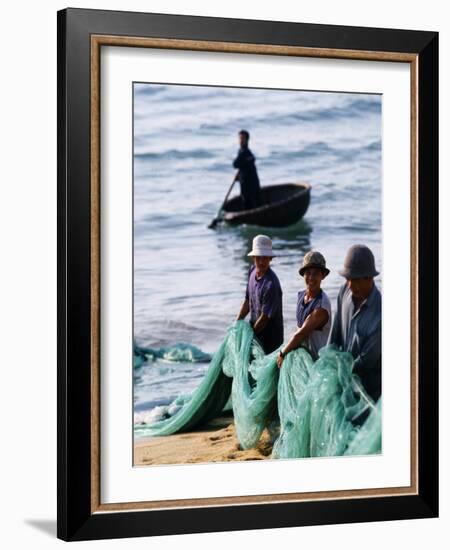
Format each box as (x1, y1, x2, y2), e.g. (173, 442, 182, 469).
(253, 98, 381, 127)
(264, 139, 381, 163)
(134, 148, 217, 161)
(134, 84, 167, 96)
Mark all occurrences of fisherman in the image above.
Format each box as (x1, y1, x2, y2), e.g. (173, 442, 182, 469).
(236, 235, 283, 354)
(277, 251, 332, 367)
(232, 129, 261, 210)
(328, 244, 382, 405)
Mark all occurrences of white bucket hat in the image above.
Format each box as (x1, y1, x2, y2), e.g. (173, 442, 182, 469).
(247, 235, 276, 257)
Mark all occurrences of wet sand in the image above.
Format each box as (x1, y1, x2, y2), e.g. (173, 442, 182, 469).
(134, 415, 274, 466)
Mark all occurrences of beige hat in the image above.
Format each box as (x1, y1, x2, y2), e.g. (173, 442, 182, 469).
(299, 250, 330, 277)
(247, 235, 276, 257)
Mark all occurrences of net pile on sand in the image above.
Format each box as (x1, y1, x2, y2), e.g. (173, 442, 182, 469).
(135, 321, 381, 458)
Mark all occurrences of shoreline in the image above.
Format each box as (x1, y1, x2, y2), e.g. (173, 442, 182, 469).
(134, 415, 274, 466)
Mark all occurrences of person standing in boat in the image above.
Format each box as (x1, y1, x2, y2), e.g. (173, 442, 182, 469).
(277, 251, 332, 368)
(328, 244, 382, 407)
(236, 235, 284, 354)
(233, 129, 261, 210)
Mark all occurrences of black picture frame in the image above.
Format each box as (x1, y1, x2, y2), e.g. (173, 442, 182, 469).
(57, 7, 438, 542)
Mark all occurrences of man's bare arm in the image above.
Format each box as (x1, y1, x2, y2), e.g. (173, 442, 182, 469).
(284, 308, 328, 354)
(253, 312, 270, 334)
(277, 308, 329, 367)
(236, 299, 250, 320)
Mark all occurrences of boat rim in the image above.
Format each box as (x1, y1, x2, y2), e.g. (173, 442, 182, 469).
(223, 181, 311, 217)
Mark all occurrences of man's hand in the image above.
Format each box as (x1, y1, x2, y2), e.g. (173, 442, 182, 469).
(277, 350, 284, 368)
(253, 312, 270, 334)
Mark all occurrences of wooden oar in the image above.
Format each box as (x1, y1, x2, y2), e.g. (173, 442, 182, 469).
(208, 171, 240, 229)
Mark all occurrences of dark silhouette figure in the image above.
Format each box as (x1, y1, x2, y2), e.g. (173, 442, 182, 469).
(233, 130, 261, 210)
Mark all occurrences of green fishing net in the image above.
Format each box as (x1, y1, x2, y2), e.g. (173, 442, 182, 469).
(137, 320, 381, 458)
(134, 342, 211, 368)
(273, 344, 379, 458)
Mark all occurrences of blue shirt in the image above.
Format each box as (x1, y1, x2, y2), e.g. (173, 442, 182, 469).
(297, 289, 325, 326)
(296, 289, 332, 359)
(328, 282, 382, 401)
(245, 265, 283, 354)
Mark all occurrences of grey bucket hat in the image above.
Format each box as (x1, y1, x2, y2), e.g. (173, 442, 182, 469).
(299, 250, 330, 277)
(338, 244, 379, 279)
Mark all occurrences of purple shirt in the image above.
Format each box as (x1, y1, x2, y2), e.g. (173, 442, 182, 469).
(245, 265, 284, 353)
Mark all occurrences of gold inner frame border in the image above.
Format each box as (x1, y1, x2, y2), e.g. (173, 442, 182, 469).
(90, 34, 419, 514)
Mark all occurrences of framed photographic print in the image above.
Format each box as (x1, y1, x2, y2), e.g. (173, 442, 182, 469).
(57, 8, 438, 541)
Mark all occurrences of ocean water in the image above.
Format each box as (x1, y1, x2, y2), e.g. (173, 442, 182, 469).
(133, 83, 382, 434)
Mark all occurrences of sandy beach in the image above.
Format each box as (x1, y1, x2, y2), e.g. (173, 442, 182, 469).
(134, 415, 274, 466)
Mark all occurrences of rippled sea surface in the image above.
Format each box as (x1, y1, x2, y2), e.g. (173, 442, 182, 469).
(133, 84, 382, 433)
